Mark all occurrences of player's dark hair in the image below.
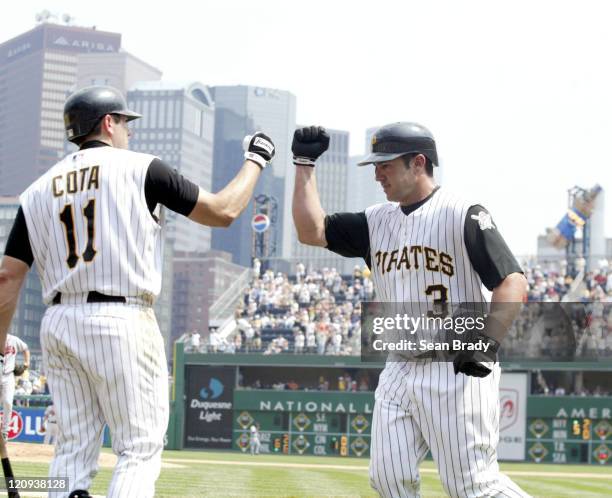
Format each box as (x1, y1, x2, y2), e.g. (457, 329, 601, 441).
(76, 114, 122, 146)
(402, 153, 434, 177)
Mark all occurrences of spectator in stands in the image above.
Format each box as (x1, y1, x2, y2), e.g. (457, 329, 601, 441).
(187, 330, 201, 353)
(316, 324, 328, 355)
(306, 329, 316, 353)
(332, 326, 343, 355)
(296, 262, 306, 282)
(294, 330, 305, 354)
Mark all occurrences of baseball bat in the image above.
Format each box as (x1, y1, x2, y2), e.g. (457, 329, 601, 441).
(0, 435, 20, 498)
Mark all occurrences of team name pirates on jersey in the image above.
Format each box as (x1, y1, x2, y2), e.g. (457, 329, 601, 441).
(52, 165, 100, 197)
(374, 245, 454, 276)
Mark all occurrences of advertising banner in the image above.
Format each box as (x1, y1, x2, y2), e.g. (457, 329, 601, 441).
(498, 372, 528, 460)
(184, 365, 235, 449)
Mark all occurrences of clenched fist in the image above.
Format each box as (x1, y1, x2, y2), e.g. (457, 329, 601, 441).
(243, 132, 275, 169)
(453, 332, 500, 378)
(292, 126, 330, 167)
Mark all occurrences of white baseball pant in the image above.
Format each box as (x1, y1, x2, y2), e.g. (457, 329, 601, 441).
(369, 360, 530, 498)
(41, 303, 169, 498)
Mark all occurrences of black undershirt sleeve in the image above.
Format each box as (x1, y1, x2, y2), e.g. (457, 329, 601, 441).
(5, 160, 199, 269)
(464, 205, 523, 291)
(4, 207, 34, 267)
(324, 212, 372, 268)
(144, 158, 199, 216)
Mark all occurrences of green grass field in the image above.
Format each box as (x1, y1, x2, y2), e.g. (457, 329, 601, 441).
(10, 449, 612, 497)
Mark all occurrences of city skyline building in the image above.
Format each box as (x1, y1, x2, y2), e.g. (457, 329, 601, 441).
(171, 250, 247, 343)
(210, 85, 296, 268)
(0, 197, 45, 361)
(0, 22, 122, 195)
(127, 81, 215, 253)
(76, 51, 162, 95)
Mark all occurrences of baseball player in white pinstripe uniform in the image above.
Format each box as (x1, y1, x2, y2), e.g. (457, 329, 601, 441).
(0, 86, 275, 498)
(292, 123, 530, 498)
(43, 403, 59, 445)
(1, 333, 29, 440)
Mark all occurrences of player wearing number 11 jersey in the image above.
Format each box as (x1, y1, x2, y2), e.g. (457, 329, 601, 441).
(0, 86, 275, 498)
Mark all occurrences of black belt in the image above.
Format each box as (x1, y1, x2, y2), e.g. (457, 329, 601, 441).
(52, 291, 127, 305)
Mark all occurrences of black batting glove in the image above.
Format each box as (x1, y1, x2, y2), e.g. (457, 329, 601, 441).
(243, 132, 275, 169)
(292, 126, 330, 167)
(453, 333, 500, 378)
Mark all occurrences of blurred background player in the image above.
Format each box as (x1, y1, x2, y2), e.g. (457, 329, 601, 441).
(1, 333, 29, 440)
(250, 425, 261, 455)
(43, 403, 58, 445)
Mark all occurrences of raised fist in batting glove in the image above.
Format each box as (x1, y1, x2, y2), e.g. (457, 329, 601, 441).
(243, 132, 275, 169)
(292, 126, 330, 167)
(453, 332, 500, 378)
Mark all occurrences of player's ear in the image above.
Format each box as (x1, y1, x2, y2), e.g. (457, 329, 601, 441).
(412, 154, 427, 174)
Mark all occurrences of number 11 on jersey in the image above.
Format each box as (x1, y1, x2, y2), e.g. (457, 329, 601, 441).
(59, 199, 97, 269)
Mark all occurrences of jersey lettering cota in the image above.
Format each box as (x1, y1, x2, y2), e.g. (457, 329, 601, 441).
(365, 187, 489, 306)
(20, 147, 163, 304)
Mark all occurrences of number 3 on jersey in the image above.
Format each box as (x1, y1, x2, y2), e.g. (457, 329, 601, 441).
(425, 284, 448, 317)
(59, 199, 97, 268)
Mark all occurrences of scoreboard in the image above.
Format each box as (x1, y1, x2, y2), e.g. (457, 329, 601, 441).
(527, 417, 611, 464)
(232, 392, 373, 457)
(526, 398, 611, 465)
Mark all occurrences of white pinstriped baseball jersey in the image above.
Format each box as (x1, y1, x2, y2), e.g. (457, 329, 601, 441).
(365, 187, 489, 305)
(365, 188, 491, 355)
(365, 187, 529, 497)
(20, 146, 163, 305)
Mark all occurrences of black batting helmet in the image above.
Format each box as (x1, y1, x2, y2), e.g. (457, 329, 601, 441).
(63, 86, 141, 144)
(358, 122, 438, 166)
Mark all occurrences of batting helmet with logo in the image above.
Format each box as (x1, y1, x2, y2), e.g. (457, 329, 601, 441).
(63, 86, 141, 144)
(358, 122, 438, 166)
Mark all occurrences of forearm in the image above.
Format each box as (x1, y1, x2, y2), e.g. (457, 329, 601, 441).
(189, 161, 262, 227)
(292, 166, 327, 246)
(213, 160, 262, 221)
(487, 272, 528, 342)
(24, 349, 30, 367)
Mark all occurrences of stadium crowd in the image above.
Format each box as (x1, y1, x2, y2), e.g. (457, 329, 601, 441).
(194, 263, 372, 356)
(185, 258, 612, 357)
(504, 258, 612, 359)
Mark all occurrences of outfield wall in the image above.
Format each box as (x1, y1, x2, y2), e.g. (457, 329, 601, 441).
(165, 345, 612, 464)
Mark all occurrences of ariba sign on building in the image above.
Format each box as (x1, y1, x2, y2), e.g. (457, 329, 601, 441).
(2, 24, 121, 64)
(44, 25, 120, 53)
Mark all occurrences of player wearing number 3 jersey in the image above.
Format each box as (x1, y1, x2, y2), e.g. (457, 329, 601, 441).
(0, 86, 275, 498)
(292, 123, 530, 497)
